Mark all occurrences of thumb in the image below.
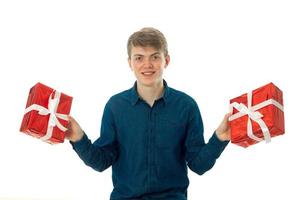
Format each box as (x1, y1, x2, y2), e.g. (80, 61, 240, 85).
(224, 113, 231, 122)
(66, 115, 76, 130)
(67, 115, 74, 122)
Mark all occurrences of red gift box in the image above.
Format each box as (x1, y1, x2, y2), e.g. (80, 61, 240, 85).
(20, 82, 73, 144)
(229, 82, 284, 148)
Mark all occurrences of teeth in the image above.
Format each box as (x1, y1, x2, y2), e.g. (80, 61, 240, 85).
(143, 72, 154, 75)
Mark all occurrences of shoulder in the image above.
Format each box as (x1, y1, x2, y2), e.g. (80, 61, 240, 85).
(168, 86, 198, 107)
(166, 86, 202, 122)
(106, 88, 132, 109)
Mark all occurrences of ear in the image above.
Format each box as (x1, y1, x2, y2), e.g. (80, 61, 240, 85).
(128, 57, 133, 71)
(164, 55, 170, 68)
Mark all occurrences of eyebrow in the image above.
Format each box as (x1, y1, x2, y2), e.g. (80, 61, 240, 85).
(133, 52, 161, 57)
(151, 52, 161, 56)
(133, 54, 143, 57)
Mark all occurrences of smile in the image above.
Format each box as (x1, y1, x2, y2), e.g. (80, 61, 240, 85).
(141, 71, 155, 76)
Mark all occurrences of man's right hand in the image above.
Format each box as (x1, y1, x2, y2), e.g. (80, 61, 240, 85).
(65, 116, 84, 142)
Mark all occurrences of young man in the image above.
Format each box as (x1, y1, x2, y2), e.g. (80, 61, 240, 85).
(66, 27, 231, 200)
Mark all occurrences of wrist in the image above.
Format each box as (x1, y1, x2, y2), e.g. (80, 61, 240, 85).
(70, 130, 84, 143)
(215, 130, 228, 142)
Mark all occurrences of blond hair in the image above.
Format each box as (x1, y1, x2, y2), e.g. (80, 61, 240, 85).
(127, 27, 168, 58)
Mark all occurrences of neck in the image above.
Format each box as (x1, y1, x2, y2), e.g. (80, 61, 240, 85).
(137, 80, 164, 107)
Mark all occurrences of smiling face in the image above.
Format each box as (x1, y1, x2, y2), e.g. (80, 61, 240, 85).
(128, 46, 170, 87)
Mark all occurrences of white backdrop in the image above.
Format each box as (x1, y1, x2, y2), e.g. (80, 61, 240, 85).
(1, 0, 299, 199)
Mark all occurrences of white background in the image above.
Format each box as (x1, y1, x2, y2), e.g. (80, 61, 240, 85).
(1, 0, 299, 199)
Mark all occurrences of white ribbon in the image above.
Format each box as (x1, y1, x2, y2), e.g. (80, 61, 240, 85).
(229, 91, 284, 143)
(24, 90, 68, 142)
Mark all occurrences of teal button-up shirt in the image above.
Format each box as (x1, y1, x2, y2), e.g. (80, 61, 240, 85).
(71, 80, 229, 200)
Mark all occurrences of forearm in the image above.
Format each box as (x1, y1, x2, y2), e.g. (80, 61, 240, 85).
(70, 132, 117, 172)
(187, 132, 229, 175)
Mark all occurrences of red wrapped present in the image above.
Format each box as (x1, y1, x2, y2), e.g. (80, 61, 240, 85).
(229, 82, 284, 148)
(20, 82, 73, 144)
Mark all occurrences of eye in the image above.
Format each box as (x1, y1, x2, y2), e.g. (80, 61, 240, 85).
(135, 56, 142, 61)
(152, 55, 161, 60)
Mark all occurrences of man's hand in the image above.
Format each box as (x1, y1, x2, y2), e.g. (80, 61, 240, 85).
(65, 116, 84, 142)
(215, 113, 231, 141)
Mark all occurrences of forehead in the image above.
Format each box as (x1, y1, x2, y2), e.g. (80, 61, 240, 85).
(131, 46, 163, 56)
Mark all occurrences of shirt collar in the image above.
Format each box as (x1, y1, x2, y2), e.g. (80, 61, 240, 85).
(130, 79, 170, 106)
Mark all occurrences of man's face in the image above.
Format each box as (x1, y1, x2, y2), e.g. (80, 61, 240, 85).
(128, 46, 170, 87)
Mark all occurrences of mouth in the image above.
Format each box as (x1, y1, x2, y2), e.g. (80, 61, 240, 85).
(141, 71, 155, 76)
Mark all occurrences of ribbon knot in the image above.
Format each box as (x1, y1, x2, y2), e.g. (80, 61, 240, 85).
(236, 103, 263, 120)
(250, 111, 263, 120)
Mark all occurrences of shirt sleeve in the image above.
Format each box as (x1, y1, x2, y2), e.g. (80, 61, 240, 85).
(184, 100, 229, 175)
(70, 101, 119, 172)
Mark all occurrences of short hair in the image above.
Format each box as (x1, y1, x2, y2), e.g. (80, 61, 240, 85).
(127, 27, 168, 58)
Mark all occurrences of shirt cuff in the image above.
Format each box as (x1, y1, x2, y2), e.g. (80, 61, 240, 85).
(70, 132, 89, 152)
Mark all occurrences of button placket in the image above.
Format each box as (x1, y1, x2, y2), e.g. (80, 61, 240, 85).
(149, 103, 159, 189)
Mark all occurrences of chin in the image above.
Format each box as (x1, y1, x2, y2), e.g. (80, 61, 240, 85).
(138, 79, 156, 87)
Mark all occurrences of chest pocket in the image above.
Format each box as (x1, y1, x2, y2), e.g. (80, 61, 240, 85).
(155, 114, 186, 149)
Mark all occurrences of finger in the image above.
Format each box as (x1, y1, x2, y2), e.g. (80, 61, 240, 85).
(66, 116, 74, 130)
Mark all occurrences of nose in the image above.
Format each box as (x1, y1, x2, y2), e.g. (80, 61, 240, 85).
(143, 57, 153, 68)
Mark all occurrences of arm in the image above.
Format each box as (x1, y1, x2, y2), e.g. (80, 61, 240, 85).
(185, 101, 230, 175)
(66, 102, 118, 172)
